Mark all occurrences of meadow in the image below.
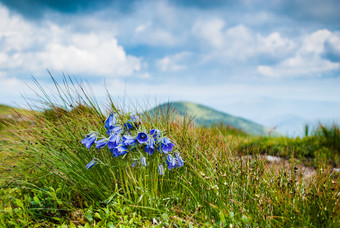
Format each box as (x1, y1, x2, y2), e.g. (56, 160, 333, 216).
(0, 79, 339, 227)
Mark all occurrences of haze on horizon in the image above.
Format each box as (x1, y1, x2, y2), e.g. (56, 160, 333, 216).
(0, 0, 339, 136)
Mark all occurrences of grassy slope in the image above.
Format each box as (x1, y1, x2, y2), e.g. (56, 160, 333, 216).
(149, 101, 268, 135)
(0, 104, 29, 115)
(0, 86, 339, 227)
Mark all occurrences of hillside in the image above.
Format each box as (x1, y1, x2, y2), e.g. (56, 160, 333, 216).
(0, 104, 28, 115)
(148, 101, 268, 135)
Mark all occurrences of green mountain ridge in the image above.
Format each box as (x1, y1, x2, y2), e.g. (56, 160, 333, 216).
(148, 101, 268, 135)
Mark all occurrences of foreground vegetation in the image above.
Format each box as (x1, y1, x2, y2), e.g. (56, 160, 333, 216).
(0, 79, 339, 227)
(239, 124, 340, 168)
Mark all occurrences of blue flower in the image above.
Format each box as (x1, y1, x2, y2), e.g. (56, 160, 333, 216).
(122, 135, 137, 147)
(137, 132, 148, 144)
(105, 113, 116, 129)
(85, 158, 97, 169)
(116, 145, 129, 156)
(95, 138, 108, 150)
(150, 129, 161, 140)
(160, 137, 175, 153)
(166, 154, 176, 170)
(110, 148, 119, 157)
(111, 145, 128, 157)
(124, 122, 133, 130)
(81, 133, 97, 149)
(140, 157, 146, 167)
(106, 126, 122, 136)
(145, 137, 155, 155)
(124, 115, 141, 130)
(158, 164, 164, 175)
(131, 161, 137, 168)
(108, 133, 121, 149)
(174, 152, 184, 168)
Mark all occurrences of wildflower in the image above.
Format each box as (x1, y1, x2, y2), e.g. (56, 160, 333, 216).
(160, 137, 174, 153)
(137, 132, 148, 144)
(124, 115, 141, 130)
(105, 113, 116, 129)
(140, 157, 146, 167)
(150, 129, 161, 141)
(166, 154, 176, 170)
(174, 152, 184, 168)
(107, 126, 122, 136)
(95, 138, 108, 150)
(85, 158, 98, 169)
(111, 148, 119, 157)
(122, 135, 137, 147)
(145, 137, 155, 155)
(108, 133, 121, 149)
(81, 133, 97, 149)
(116, 145, 128, 156)
(158, 164, 164, 175)
(131, 161, 137, 168)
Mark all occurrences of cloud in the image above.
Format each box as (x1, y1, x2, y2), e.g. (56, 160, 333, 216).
(37, 33, 141, 76)
(170, 0, 233, 9)
(135, 21, 152, 33)
(0, 5, 142, 77)
(258, 29, 340, 77)
(322, 32, 340, 62)
(192, 18, 225, 48)
(258, 56, 340, 77)
(192, 20, 296, 64)
(157, 52, 191, 72)
(122, 1, 185, 47)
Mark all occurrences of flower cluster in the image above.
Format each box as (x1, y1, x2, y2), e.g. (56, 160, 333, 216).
(81, 112, 184, 175)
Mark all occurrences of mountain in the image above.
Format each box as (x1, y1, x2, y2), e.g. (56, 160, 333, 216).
(147, 101, 268, 135)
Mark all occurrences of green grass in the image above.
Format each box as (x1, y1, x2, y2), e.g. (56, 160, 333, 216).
(0, 78, 339, 227)
(0, 104, 27, 115)
(238, 124, 340, 167)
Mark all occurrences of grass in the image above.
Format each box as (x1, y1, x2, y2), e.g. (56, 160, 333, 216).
(0, 77, 339, 227)
(0, 104, 28, 115)
(238, 124, 340, 167)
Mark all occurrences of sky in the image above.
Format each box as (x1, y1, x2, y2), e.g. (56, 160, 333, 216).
(0, 0, 340, 135)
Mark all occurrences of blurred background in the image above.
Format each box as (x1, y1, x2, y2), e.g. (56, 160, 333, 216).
(0, 0, 339, 136)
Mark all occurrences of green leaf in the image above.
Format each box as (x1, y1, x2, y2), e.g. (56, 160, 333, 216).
(15, 199, 24, 208)
(33, 196, 40, 204)
(144, 220, 151, 227)
(94, 212, 102, 220)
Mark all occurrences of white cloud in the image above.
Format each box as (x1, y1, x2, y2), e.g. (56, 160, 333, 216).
(131, 27, 180, 46)
(192, 19, 297, 63)
(257, 65, 276, 77)
(0, 5, 142, 78)
(324, 32, 340, 58)
(135, 22, 152, 33)
(37, 33, 141, 76)
(300, 29, 332, 54)
(157, 52, 191, 72)
(258, 56, 340, 77)
(257, 32, 296, 56)
(192, 18, 225, 47)
(258, 29, 340, 77)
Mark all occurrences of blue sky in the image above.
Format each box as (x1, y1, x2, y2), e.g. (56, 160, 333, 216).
(0, 0, 340, 135)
